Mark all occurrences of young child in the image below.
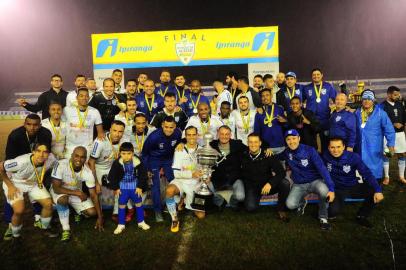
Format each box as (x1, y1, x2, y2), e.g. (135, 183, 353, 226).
(108, 142, 150, 234)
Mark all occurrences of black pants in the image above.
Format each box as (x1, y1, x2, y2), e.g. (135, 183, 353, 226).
(244, 178, 291, 212)
(328, 183, 376, 218)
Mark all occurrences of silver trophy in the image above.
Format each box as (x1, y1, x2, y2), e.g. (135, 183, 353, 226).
(191, 133, 220, 211)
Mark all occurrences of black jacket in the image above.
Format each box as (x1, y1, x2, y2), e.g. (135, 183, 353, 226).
(210, 139, 247, 189)
(287, 109, 320, 149)
(6, 126, 52, 159)
(241, 149, 286, 190)
(24, 88, 68, 119)
(108, 157, 148, 191)
(150, 110, 189, 130)
(89, 92, 121, 131)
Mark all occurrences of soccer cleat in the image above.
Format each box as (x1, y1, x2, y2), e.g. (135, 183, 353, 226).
(171, 220, 180, 233)
(3, 226, 13, 241)
(155, 212, 164, 223)
(61, 230, 71, 242)
(320, 218, 331, 231)
(125, 208, 135, 223)
(114, 224, 125, 235)
(33, 220, 42, 228)
(297, 199, 308, 216)
(137, 221, 150, 230)
(356, 216, 373, 228)
(74, 214, 81, 223)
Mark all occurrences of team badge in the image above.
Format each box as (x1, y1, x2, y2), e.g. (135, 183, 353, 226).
(175, 39, 195, 65)
(159, 143, 164, 149)
(289, 153, 293, 160)
(327, 163, 332, 172)
(343, 165, 351, 173)
(394, 109, 398, 117)
(301, 159, 309, 167)
(295, 89, 301, 95)
(175, 116, 179, 122)
(153, 102, 157, 108)
(321, 88, 327, 95)
(308, 90, 312, 96)
(171, 140, 177, 146)
(140, 101, 144, 107)
(335, 116, 341, 122)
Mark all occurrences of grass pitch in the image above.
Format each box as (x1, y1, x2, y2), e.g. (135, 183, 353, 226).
(0, 119, 405, 270)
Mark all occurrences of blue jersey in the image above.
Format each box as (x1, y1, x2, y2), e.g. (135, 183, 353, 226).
(174, 86, 191, 111)
(329, 109, 357, 148)
(254, 104, 285, 148)
(154, 83, 177, 97)
(135, 94, 164, 123)
(278, 84, 305, 112)
(322, 150, 381, 192)
(282, 144, 334, 191)
(184, 93, 210, 117)
(141, 128, 182, 170)
(303, 81, 337, 130)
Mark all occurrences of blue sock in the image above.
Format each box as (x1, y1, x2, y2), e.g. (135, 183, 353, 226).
(33, 202, 42, 215)
(166, 197, 177, 221)
(136, 205, 144, 223)
(118, 207, 126, 225)
(4, 203, 13, 224)
(56, 204, 70, 231)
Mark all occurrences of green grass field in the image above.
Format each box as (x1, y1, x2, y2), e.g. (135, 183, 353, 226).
(0, 119, 405, 270)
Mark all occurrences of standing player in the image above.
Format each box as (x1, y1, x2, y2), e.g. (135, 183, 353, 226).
(142, 116, 182, 222)
(51, 146, 104, 241)
(235, 76, 262, 111)
(165, 126, 204, 232)
(381, 86, 406, 184)
(218, 101, 236, 135)
(185, 103, 223, 146)
(114, 99, 141, 142)
(173, 73, 190, 110)
(155, 69, 176, 97)
(136, 79, 164, 123)
(276, 72, 304, 112)
(137, 73, 148, 94)
(213, 78, 233, 114)
(0, 143, 57, 239)
(42, 101, 67, 159)
(231, 96, 256, 145)
(130, 113, 156, 157)
(65, 74, 87, 107)
(63, 87, 104, 159)
(109, 142, 150, 234)
(184, 80, 210, 117)
(151, 92, 189, 130)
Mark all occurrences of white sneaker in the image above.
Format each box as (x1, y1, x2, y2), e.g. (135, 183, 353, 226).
(138, 221, 150, 230)
(114, 224, 125, 235)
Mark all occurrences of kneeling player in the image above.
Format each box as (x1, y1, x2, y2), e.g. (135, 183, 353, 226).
(51, 146, 104, 242)
(0, 143, 57, 239)
(108, 142, 150, 234)
(165, 126, 205, 233)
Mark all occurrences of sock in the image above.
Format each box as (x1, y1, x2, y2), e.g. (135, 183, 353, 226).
(11, 224, 22, 237)
(127, 200, 133, 210)
(33, 203, 42, 218)
(40, 217, 51, 229)
(136, 205, 144, 223)
(4, 203, 13, 224)
(166, 197, 177, 221)
(56, 204, 70, 231)
(34, 215, 41, 222)
(398, 157, 405, 179)
(118, 207, 126, 225)
(113, 194, 119, 215)
(383, 158, 390, 178)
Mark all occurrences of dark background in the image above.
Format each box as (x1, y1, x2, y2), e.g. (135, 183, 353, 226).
(0, 0, 405, 91)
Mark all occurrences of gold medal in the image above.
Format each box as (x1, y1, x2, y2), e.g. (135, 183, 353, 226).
(313, 82, 323, 103)
(191, 94, 201, 113)
(76, 106, 89, 128)
(145, 94, 155, 112)
(264, 104, 275, 127)
(31, 156, 46, 189)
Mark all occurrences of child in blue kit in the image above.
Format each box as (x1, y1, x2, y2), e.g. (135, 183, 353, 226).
(108, 142, 150, 234)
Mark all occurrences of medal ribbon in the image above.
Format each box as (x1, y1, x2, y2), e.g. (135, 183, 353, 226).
(50, 119, 61, 142)
(191, 94, 201, 111)
(31, 156, 45, 189)
(69, 161, 83, 188)
(135, 132, 145, 153)
(313, 82, 323, 101)
(200, 118, 211, 134)
(241, 110, 251, 133)
(159, 86, 168, 97)
(76, 106, 89, 128)
(264, 104, 275, 126)
(145, 94, 155, 112)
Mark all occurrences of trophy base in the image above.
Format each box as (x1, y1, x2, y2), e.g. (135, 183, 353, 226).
(191, 192, 213, 212)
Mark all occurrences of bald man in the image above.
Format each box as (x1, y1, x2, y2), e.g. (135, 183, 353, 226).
(329, 93, 356, 151)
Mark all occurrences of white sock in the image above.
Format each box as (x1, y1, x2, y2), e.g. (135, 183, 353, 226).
(40, 217, 52, 229)
(398, 158, 406, 178)
(34, 214, 41, 222)
(11, 224, 22, 237)
(127, 200, 133, 209)
(384, 161, 390, 178)
(56, 204, 70, 231)
(113, 194, 119, 215)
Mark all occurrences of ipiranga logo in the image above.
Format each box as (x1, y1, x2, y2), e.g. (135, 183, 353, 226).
(96, 39, 118, 57)
(251, 32, 275, 51)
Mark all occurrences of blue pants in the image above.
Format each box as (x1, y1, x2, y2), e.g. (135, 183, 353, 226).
(150, 158, 174, 212)
(118, 189, 143, 225)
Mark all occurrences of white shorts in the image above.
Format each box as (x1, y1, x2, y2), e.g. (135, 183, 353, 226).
(384, 132, 406, 153)
(3, 182, 51, 205)
(170, 178, 199, 210)
(50, 187, 94, 214)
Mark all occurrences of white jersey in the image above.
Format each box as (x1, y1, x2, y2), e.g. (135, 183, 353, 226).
(218, 115, 236, 138)
(51, 159, 95, 191)
(185, 115, 223, 146)
(114, 111, 142, 142)
(4, 153, 57, 187)
(236, 91, 257, 111)
(90, 133, 121, 171)
(172, 145, 201, 180)
(231, 109, 256, 145)
(63, 105, 102, 148)
(216, 90, 233, 114)
(41, 118, 67, 159)
(129, 127, 156, 157)
(66, 91, 78, 107)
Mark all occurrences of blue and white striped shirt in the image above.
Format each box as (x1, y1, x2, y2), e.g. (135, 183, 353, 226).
(119, 162, 137, 190)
